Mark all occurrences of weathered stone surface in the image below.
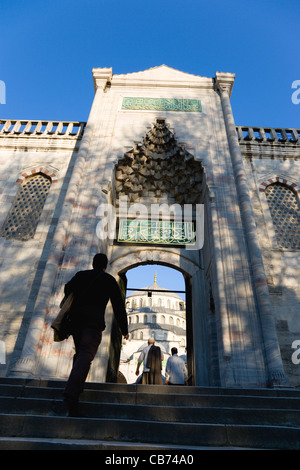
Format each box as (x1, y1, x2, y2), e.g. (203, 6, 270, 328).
(0, 66, 299, 389)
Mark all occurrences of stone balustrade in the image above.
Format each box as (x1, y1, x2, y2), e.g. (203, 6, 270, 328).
(236, 126, 300, 144)
(1, 120, 299, 145)
(0, 119, 86, 138)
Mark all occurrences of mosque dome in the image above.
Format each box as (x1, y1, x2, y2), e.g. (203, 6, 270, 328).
(119, 271, 187, 384)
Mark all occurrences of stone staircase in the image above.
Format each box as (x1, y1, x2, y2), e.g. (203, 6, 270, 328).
(0, 377, 300, 450)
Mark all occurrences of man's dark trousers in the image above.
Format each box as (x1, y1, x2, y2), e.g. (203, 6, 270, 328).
(63, 326, 102, 405)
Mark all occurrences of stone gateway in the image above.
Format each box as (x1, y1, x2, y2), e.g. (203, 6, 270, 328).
(0, 65, 299, 389)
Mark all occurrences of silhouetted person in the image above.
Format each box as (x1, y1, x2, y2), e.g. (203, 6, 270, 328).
(51, 253, 129, 416)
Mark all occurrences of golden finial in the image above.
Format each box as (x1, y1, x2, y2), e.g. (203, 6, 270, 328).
(154, 271, 157, 286)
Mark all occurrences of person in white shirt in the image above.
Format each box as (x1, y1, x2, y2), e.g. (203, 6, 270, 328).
(165, 347, 188, 385)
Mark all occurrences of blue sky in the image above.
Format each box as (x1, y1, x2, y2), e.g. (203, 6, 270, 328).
(1, 0, 299, 126)
(1, 0, 299, 295)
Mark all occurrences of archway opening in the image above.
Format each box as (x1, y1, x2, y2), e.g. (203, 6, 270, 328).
(107, 118, 205, 385)
(117, 264, 193, 384)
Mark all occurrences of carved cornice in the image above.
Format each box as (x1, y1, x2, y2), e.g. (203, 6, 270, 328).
(215, 72, 235, 98)
(92, 67, 113, 92)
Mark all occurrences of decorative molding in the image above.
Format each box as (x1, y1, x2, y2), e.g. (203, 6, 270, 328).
(215, 72, 235, 97)
(111, 65, 215, 90)
(258, 176, 300, 193)
(92, 67, 113, 92)
(16, 166, 59, 184)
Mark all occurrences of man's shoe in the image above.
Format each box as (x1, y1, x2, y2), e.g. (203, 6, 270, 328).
(50, 400, 70, 417)
(68, 401, 81, 417)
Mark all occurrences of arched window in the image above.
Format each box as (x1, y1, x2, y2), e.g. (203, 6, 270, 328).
(0, 173, 51, 241)
(265, 183, 300, 249)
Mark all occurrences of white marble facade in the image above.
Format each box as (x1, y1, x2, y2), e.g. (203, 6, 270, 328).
(0, 66, 299, 388)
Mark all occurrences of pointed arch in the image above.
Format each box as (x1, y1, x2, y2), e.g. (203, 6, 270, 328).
(258, 176, 300, 194)
(0, 172, 53, 241)
(16, 166, 58, 184)
(264, 182, 300, 249)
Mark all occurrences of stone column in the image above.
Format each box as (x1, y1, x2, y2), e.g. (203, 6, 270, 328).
(215, 72, 290, 387)
(11, 69, 113, 377)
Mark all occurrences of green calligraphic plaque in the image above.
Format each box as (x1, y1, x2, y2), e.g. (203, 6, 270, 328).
(117, 219, 195, 245)
(122, 97, 202, 113)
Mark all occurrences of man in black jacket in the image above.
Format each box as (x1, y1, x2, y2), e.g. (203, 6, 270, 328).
(52, 253, 129, 416)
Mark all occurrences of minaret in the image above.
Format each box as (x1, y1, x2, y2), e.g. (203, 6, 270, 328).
(154, 271, 157, 286)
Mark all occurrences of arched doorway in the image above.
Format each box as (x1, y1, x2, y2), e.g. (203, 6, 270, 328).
(100, 118, 209, 386)
(104, 249, 206, 386)
(119, 264, 187, 384)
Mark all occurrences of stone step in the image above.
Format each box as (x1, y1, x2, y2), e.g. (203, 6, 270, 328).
(2, 376, 300, 397)
(1, 377, 300, 450)
(1, 396, 300, 428)
(1, 382, 300, 411)
(1, 413, 300, 450)
(0, 437, 214, 451)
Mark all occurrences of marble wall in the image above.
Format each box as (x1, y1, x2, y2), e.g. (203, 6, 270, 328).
(0, 67, 298, 388)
